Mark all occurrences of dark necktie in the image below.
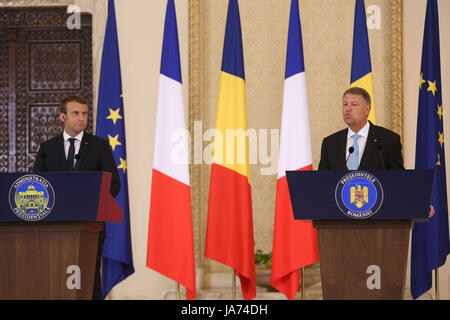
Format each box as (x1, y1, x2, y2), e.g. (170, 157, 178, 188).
(67, 138, 76, 171)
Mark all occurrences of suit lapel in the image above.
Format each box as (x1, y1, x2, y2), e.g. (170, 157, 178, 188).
(55, 134, 69, 171)
(359, 122, 377, 170)
(337, 129, 348, 170)
(76, 132, 91, 170)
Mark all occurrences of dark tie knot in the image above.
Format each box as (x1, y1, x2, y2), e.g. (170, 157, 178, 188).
(68, 138, 76, 145)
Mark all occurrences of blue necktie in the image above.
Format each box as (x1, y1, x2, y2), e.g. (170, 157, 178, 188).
(67, 138, 76, 171)
(347, 134, 360, 170)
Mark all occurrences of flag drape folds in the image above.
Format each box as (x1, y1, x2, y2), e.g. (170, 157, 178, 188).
(205, 0, 256, 300)
(146, 0, 196, 300)
(411, 0, 449, 300)
(270, 0, 319, 300)
(96, 0, 134, 299)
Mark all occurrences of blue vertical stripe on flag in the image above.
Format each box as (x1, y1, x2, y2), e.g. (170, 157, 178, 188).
(221, 0, 245, 80)
(350, 0, 372, 83)
(285, 0, 305, 79)
(160, 0, 182, 83)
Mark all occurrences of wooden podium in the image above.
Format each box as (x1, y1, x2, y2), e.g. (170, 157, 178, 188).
(0, 172, 123, 300)
(314, 220, 411, 299)
(286, 170, 434, 300)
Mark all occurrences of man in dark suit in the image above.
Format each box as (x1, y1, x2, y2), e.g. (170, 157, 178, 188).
(318, 87, 404, 171)
(318, 87, 434, 217)
(33, 94, 120, 299)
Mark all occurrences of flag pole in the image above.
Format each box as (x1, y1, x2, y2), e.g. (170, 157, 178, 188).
(232, 269, 237, 300)
(176, 283, 180, 300)
(300, 267, 304, 300)
(435, 268, 440, 300)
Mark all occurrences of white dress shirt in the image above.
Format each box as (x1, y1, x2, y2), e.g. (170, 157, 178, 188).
(63, 131, 84, 166)
(345, 121, 370, 166)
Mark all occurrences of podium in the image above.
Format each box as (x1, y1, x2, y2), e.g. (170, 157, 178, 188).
(286, 170, 434, 300)
(0, 172, 123, 300)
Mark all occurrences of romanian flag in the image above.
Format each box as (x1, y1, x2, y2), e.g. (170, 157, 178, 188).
(411, 0, 449, 300)
(96, 0, 134, 299)
(270, 0, 319, 300)
(204, 0, 256, 300)
(350, 0, 376, 123)
(147, 0, 196, 300)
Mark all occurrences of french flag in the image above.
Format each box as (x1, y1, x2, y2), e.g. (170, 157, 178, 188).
(146, 0, 196, 300)
(270, 0, 319, 300)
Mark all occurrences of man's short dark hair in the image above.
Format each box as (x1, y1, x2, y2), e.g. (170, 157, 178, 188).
(343, 87, 371, 106)
(60, 94, 89, 114)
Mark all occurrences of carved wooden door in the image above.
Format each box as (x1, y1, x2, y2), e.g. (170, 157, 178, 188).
(0, 7, 92, 172)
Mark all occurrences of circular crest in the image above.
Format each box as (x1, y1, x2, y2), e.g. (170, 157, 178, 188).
(335, 171, 383, 219)
(9, 174, 55, 221)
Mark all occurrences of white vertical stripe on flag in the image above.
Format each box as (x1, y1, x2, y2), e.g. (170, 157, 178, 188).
(277, 72, 312, 179)
(153, 74, 190, 186)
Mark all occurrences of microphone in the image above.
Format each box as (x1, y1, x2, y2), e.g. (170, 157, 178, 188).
(345, 146, 354, 169)
(74, 154, 81, 171)
(374, 139, 386, 170)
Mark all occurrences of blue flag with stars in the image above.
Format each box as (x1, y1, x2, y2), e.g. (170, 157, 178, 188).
(411, 0, 450, 300)
(96, 0, 134, 299)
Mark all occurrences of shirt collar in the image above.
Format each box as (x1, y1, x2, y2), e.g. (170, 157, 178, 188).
(63, 131, 84, 142)
(347, 121, 370, 139)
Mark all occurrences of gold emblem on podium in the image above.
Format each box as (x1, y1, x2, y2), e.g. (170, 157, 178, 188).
(350, 185, 368, 208)
(9, 174, 55, 221)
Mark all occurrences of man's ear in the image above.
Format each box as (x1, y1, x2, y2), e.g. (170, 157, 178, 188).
(60, 113, 67, 122)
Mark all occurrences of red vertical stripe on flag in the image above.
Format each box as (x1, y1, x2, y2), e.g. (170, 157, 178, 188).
(271, 165, 319, 299)
(205, 163, 256, 300)
(147, 169, 196, 300)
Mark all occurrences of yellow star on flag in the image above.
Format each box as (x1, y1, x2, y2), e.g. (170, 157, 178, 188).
(117, 157, 127, 174)
(437, 104, 443, 121)
(106, 107, 123, 125)
(108, 134, 122, 151)
(438, 131, 444, 148)
(420, 73, 426, 89)
(437, 154, 441, 166)
(427, 80, 437, 96)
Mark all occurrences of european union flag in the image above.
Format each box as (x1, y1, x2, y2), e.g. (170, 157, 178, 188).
(411, 0, 450, 300)
(96, 0, 134, 299)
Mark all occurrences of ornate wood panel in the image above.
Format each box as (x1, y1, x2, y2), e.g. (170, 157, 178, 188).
(0, 7, 92, 172)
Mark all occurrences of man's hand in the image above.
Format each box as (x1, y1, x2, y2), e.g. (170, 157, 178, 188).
(429, 205, 435, 218)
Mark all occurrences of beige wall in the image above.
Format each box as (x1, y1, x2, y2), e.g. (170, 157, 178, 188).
(109, 0, 190, 299)
(108, 0, 450, 300)
(110, 0, 450, 300)
(193, 0, 402, 280)
(2, 0, 448, 300)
